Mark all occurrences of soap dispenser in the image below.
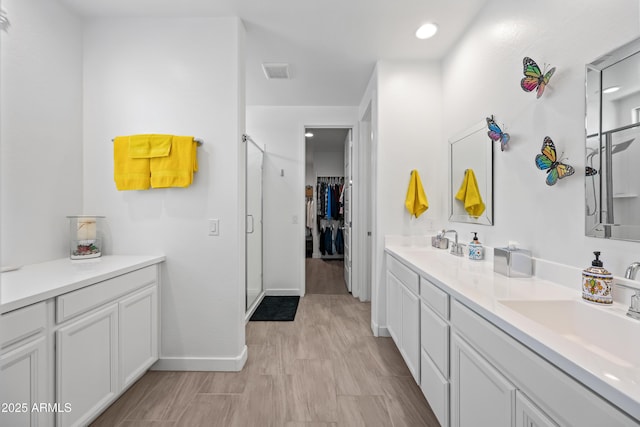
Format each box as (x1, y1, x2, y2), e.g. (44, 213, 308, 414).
(468, 232, 484, 261)
(582, 251, 613, 305)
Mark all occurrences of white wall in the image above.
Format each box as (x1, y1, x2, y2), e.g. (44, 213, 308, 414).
(441, 0, 640, 276)
(367, 60, 444, 332)
(246, 106, 357, 295)
(0, 0, 83, 267)
(82, 17, 247, 370)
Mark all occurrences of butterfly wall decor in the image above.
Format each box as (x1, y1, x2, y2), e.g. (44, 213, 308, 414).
(585, 166, 598, 176)
(535, 136, 575, 186)
(521, 57, 556, 99)
(486, 116, 510, 151)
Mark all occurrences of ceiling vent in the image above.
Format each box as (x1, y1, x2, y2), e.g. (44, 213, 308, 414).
(262, 63, 290, 80)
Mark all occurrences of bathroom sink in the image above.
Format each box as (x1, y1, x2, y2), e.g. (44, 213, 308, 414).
(498, 299, 640, 368)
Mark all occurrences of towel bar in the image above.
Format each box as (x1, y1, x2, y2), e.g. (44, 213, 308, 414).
(111, 136, 203, 146)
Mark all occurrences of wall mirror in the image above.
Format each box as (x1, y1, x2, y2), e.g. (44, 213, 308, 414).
(586, 37, 640, 241)
(449, 119, 494, 225)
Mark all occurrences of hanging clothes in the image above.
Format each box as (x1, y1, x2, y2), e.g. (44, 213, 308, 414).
(325, 226, 333, 255)
(306, 199, 315, 229)
(319, 227, 326, 255)
(335, 228, 344, 255)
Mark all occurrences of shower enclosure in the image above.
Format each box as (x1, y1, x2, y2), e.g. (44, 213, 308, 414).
(245, 135, 264, 315)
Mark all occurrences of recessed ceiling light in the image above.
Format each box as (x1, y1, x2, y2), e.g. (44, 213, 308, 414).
(416, 23, 438, 40)
(305, 132, 314, 138)
(603, 86, 620, 94)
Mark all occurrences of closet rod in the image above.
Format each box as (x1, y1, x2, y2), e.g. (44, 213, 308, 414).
(111, 137, 203, 146)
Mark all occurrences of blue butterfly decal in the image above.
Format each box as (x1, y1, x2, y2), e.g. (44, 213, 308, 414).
(486, 116, 510, 151)
(535, 136, 575, 186)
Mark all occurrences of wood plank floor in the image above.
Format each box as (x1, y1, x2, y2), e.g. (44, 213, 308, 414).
(91, 261, 439, 427)
(305, 258, 349, 295)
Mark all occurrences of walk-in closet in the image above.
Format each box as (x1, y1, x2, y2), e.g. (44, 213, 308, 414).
(305, 127, 352, 294)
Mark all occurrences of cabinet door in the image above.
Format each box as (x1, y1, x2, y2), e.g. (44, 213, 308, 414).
(119, 285, 158, 389)
(386, 271, 402, 345)
(515, 391, 558, 427)
(421, 301, 449, 378)
(0, 336, 51, 427)
(451, 332, 516, 427)
(57, 304, 118, 427)
(401, 285, 420, 383)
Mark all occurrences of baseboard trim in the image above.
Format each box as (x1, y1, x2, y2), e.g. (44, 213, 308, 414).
(152, 345, 248, 372)
(371, 320, 390, 337)
(265, 289, 302, 296)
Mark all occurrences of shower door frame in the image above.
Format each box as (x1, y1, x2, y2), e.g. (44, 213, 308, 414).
(245, 135, 265, 320)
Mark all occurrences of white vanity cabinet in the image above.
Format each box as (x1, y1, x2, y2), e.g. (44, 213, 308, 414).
(450, 331, 516, 427)
(515, 391, 558, 427)
(420, 276, 450, 427)
(384, 247, 640, 427)
(56, 304, 119, 427)
(386, 254, 420, 383)
(119, 285, 158, 389)
(0, 301, 53, 427)
(55, 265, 159, 427)
(450, 299, 637, 427)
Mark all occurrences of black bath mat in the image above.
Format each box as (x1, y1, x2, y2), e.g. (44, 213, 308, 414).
(250, 296, 300, 321)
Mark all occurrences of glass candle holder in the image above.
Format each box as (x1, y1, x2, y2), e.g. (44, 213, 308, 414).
(67, 216, 105, 260)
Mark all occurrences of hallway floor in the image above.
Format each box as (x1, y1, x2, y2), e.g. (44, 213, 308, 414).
(91, 262, 438, 426)
(305, 258, 349, 295)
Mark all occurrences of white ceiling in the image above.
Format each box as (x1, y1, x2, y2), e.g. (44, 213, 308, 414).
(306, 128, 350, 153)
(59, 0, 487, 106)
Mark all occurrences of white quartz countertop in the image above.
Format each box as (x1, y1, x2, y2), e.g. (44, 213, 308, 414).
(0, 255, 166, 314)
(385, 243, 640, 421)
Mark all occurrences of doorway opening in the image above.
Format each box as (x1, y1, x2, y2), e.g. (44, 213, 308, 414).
(304, 127, 352, 295)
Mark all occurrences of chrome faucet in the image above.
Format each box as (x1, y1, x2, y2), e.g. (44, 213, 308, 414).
(625, 262, 640, 280)
(616, 281, 640, 320)
(443, 229, 464, 256)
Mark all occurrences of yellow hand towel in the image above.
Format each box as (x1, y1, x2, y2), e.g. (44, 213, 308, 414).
(150, 136, 198, 188)
(113, 136, 150, 190)
(405, 169, 429, 218)
(455, 169, 485, 217)
(129, 134, 173, 158)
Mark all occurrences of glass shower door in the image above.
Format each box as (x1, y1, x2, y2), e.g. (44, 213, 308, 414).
(246, 139, 263, 311)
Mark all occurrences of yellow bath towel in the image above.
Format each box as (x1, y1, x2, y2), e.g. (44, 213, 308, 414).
(405, 169, 429, 218)
(455, 169, 485, 217)
(129, 134, 173, 158)
(113, 136, 151, 190)
(150, 136, 198, 188)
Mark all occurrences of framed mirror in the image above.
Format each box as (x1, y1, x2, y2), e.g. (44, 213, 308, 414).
(586, 37, 640, 241)
(449, 119, 494, 225)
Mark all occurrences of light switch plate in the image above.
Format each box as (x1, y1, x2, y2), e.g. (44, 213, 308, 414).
(209, 219, 219, 236)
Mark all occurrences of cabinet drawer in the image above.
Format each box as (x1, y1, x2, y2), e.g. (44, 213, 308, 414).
(421, 302, 449, 378)
(387, 254, 419, 295)
(421, 349, 449, 427)
(420, 276, 449, 319)
(1, 301, 47, 349)
(56, 266, 157, 323)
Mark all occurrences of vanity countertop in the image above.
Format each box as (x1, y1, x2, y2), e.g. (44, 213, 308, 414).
(0, 255, 166, 314)
(385, 243, 640, 421)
